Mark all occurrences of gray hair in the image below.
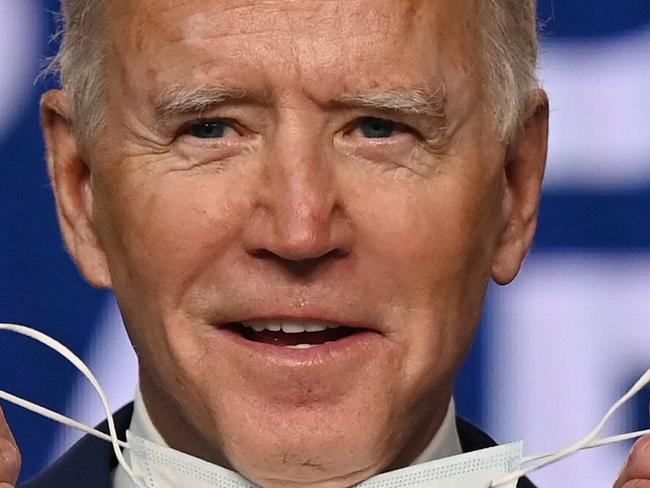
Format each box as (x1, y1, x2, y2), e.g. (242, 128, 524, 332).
(481, 0, 541, 141)
(49, 0, 106, 145)
(49, 0, 539, 145)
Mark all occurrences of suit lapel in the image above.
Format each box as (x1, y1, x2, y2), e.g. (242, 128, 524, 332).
(20, 403, 134, 488)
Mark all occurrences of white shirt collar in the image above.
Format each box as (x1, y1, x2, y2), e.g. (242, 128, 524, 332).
(113, 387, 462, 488)
(412, 398, 463, 464)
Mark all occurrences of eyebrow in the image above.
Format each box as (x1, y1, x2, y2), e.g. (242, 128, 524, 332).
(334, 86, 447, 123)
(153, 84, 449, 140)
(153, 84, 270, 119)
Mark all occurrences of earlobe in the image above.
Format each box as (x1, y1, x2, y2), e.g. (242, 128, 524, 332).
(40, 90, 112, 289)
(491, 90, 549, 286)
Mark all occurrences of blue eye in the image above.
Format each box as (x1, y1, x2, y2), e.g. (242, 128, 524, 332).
(189, 121, 230, 139)
(359, 117, 398, 138)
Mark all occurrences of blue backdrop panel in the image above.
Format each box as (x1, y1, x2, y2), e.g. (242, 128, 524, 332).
(0, 1, 648, 484)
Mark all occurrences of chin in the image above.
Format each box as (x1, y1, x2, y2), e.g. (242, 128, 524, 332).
(198, 379, 404, 488)
(142, 312, 443, 487)
(226, 411, 394, 488)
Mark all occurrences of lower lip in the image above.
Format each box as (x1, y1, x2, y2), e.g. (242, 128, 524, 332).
(212, 327, 383, 366)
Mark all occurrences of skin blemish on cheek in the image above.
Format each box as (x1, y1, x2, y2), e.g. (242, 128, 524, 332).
(135, 27, 146, 52)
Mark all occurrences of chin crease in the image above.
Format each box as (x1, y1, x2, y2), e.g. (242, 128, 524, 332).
(250, 462, 382, 488)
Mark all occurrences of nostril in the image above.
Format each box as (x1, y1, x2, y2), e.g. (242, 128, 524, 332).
(249, 248, 277, 259)
(251, 248, 346, 260)
(249, 247, 347, 276)
(323, 248, 348, 259)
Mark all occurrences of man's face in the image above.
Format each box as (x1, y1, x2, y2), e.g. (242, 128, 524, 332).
(43, 0, 546, 486)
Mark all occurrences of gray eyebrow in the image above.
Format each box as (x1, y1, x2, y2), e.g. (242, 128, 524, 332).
(335, 86, 447, 121)
(153, 84, 269, 119)
(153, 84, 449, 146)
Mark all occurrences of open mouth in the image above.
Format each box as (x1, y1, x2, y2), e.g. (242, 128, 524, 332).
(226, 320, 365, 349)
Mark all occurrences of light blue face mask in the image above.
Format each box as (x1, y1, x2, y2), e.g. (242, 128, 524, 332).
(1, 322, 649, 488)
(124, 433, 523, 488)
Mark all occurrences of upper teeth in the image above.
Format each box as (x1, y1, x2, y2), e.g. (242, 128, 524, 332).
(241, 320, 332, 334)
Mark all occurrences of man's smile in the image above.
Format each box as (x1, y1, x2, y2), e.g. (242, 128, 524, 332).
(213, 315, 386, 365)
(232, 319, 371, 348)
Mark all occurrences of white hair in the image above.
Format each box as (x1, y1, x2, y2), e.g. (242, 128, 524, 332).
(49, 0, 539, 144)
(481, 0, 541, 140)
(49, 0, 105, 145)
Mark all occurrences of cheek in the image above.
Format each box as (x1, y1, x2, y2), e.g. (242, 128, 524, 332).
(352, 170, 502, 375)
(361, 176, 499, 288)
(95, 169, 249, 303)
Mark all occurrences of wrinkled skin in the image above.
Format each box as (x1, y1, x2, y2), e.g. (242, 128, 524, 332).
(1, 0, 563, 487)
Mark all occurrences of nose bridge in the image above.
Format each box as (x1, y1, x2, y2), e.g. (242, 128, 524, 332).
(266, 128, 337, 259)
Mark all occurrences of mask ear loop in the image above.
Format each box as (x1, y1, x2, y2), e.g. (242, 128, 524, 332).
(0, 323, 145, 488)
(491, 368, 650, 487)
(2, 322, 647, 488)
(0, 390, 129, 448)
(521, 427, 650, 464)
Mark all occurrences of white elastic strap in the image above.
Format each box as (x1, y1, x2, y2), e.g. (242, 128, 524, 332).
(2, 322, 648, 488)
(522, 428, 650, 464)
(0, 323, 142, 486)
(491, 368, 650, 487)
(0, 389, 128, 449)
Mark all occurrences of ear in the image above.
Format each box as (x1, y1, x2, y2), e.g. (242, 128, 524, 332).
(40, 90, 112, 288)
(491, 90, 549, 285)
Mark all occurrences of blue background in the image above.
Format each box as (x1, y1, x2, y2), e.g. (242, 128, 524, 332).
(1, 1, 649, 483)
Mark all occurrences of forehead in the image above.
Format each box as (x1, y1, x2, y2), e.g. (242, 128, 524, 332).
(107, 0, 481, 107)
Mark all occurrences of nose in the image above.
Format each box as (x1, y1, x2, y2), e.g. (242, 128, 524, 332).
(243, 138, 351, 274)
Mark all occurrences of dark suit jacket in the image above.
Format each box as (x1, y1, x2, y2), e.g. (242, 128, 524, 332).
(21, 404, 537, 487)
